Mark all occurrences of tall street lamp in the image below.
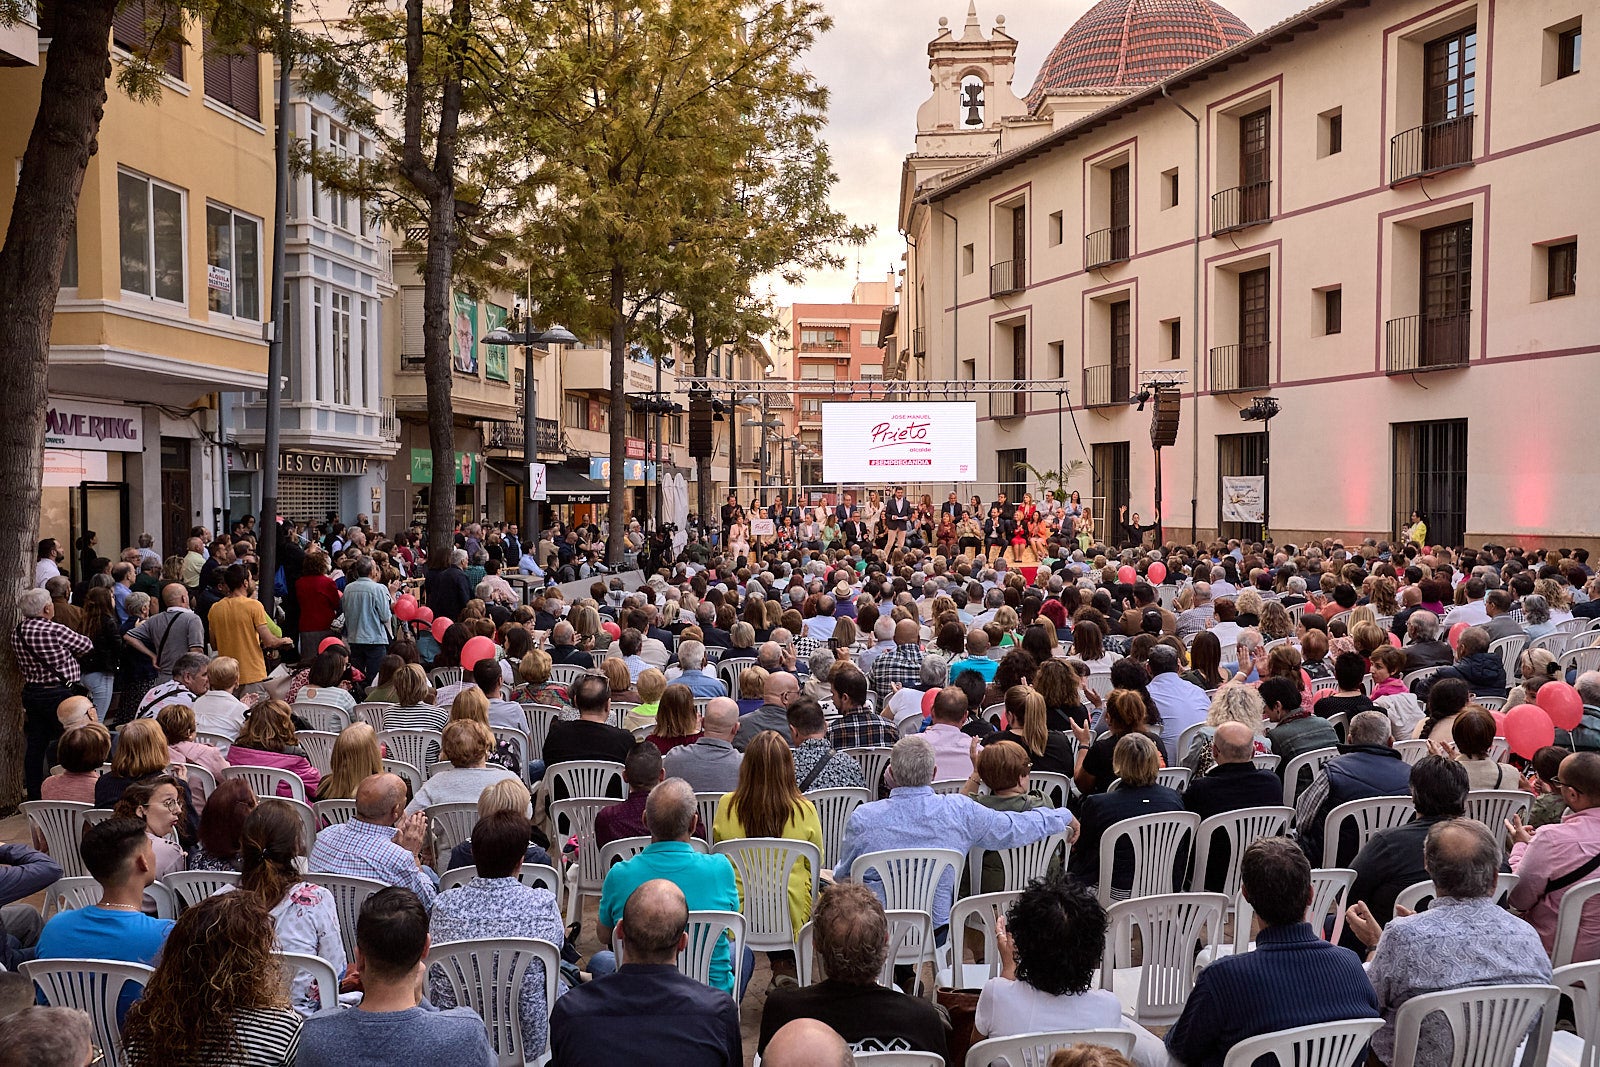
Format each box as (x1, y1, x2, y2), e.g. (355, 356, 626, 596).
(482, 317, 578, 538)
(743, 407, 782, 506)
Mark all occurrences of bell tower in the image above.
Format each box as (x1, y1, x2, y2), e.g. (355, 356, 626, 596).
(914, 2, 1025, 156)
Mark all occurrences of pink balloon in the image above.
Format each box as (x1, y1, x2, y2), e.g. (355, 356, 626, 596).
(1447, 621, 1469, 651)
(1117, 565, 1137, 585)
(1147, 561, 1167, 585)
(462, 636, 498, 669)
(1504, 703, 1556, 759)
(1489, 709, 1507, 735)
(318, 636, 347, 654)
(413, 606, 434, 627)
(432, 617, 452, 644)
(602, 620, 621, 640)
(1537, 680, 1585, 731)
(393, 595, 418, 622)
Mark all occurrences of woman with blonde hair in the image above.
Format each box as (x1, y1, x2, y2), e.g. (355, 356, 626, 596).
(1181, 682, 1270, 775)
(95, 717, 195, 833)
(229, 700, 321, 798)
(568, 604, 603, 651)
(445, 777, 552, 872)
(405, 719, 523, 813)
(648, 684, 702, 755)
(156, 702, 230, 808)
(383, 662, 446, 732)
(1537, 577, 1574, 621)
(449, 687, 520, 775)
(315, 721, 384, 801)
(737, 665, 769, 714)
(511, 647, 567, 706)
(1506, 647, 1561, 710)
(983, 685, 1075, 774)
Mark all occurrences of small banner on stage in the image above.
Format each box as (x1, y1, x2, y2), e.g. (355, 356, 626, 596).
(750, 518, 776, 537)
(1220, 476, 1265, 523)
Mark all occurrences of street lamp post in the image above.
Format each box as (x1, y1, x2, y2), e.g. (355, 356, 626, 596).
(743, 408, 782, 507)
(482, 317, 578, 539)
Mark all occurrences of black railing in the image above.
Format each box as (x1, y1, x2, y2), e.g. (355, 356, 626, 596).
(1209, 342, 1271, 393)
(1084, 226, 1130, 270)
(1390, 114, 1475, 184)
(990, 258, 1026, 297)
(1386, 312, 1471, 373)
(990, 384, 1026, 419)
(1210, 180, 1272, 235)
(1083, 363, 1131, 408)
(912, 327, 927, 357)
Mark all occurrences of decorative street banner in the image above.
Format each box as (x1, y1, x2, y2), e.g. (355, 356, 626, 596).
(1221, 476, 1265, 523)
(484, 304, 509, 382)
(820, 402, 977, 483)
(451, 291, 478, 375)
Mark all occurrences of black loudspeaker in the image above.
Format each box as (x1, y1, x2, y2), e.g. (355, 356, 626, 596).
(689, 398, 714, 458)
(1149, 387, 1181, 448)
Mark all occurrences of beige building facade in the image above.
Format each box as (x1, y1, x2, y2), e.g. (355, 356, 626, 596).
(897, 0, 1598, 548)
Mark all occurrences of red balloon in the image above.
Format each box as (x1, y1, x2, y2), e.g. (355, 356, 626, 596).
(1147, 561, 1167, 585)
(432, 617, 453, 644)
(1537, 680, 1585, 731)
(462, 636, 497, 669)
(1489, 709, 1507, 735)
(393, 594, 418, 621)
(1448, 621, 1469, 651)
(318, 636, 347, 654)
(602, 620, 621, 640)
(1504, 703, 1556, 759)
(1118, 565, 1137, 584)
(413, 606, 434, 627)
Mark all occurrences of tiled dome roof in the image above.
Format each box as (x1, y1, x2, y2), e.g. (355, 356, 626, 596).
(1025, 0, 1252, 111)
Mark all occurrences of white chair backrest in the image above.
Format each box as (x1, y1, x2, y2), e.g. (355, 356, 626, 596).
(1394, 738, 1432, 765)
(856, 1053, 944, 1067)
(1322, 796, 1416, 869)
(713, 837, 820, 952)
(1101, 891, 1228, 1025)
(426, 802, 481, 853)
(296, 730, 339, 775)
(849, 847, 964, 915)
(43, 875, 102, 918)
(547, 663, 587, 688)
(1465, 789, 1532, 841)
(1311, 676, 1340, 694)
(427, 938, 559, 1067)
(550, 797, 612, 926)
(271, 950, 342, 1014)
(256, 795, 318, 855)
(1553, 960, 1600, 1067)
(717, 657, 754, 693)
(1176, 722, 1208, 762)
(20, 959, 154, 1067)
(1395, 872, 1522, 913)
(1157, 766, 1193, 794)
(428, 666, 463, 688)
(521, 703, 560, 762)
(382, 758, 425, 794)
(1560, 646, 1600, 678)
(1308, 867, 1356, 945)
(694, 792, 724, 839)
(965, 1029, 1137, 1067)
(608, 702, 637, 728)
(308, 872, 386, 965)
(195, 731, 233, 753)
(1554, 878, 1600, 968)
(969, 832, 1069, 895)
(491, 727, 530, 775)
(1282, 747, 1338, 807)
(296, 701, 351, 734)
(942, 891, 1021, 990)
(1192, 806, 1293, 899)
(161, 869, 240, 910)
(843, 747, 894, 794)
(313, 797, 360, 829)
(546, 760, 626, 801)
(807, 787, 870, 863)
(1030, 771, 1074, 808)
(1252, 753, 1281, 772)
(931, 779, 968, 795)
(980, 703, 1006, 728)
(1388, 983, 1557, 1067)
(381, 730, 443, 776)
(183, 762, 218, 802)
(1489, 636, 1526, 683)
(351, 702, 393, 730)
(1222, 1018, 1386, 1067)
(19, 800, 91, 879)
(220, 764, 306, 802)
(437, 863, 562, 897)
(673, 910, 745, 993)
(1097, 810, 1201, 906)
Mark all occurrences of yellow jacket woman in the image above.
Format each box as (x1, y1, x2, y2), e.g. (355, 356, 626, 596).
(711, 730, 823, 934)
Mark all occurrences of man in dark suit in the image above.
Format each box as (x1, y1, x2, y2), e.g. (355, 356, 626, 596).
(834, 492, 857, 525)
(992, 492, 1015, 523)
(1185, 722, 1287, 892)
(720, 493, 739, 546)
(941, 493, 964, 521)
(883, 487, 912, 554)
(841, 517, 866, 549)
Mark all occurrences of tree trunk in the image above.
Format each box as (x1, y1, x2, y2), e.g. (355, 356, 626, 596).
(691, 317, 713, 532)
(421, 192, 457, 565)
(0, 0, 117, 809)
(605, 261, 626, 564)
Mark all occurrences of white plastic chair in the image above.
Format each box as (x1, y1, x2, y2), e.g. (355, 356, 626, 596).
(381, 729, 443, 777)
(849, 848, 963, 977)
(162, 869, 240, 910)
(1252, 753, 1281, 772)
(1395, 738, 1432, 765)
(1100, 891, 1227, 1025)
(1097, 810, 1200, 906)
(717, 657, 755, 694)
(428, 666, 464, 688)
(1554, 879, 1600, 968)
(19, 800, 91, 878)
(694, 791, 724, 839)
(295, 701, 351, 734)
(932, 779, 968, 795)
(1176, 721, 1208, 762)
(492, 727, 532, 781)
(43, 875, 102, 917)
(221, 763, 307, 802)
(441, 862, 565, 900)
(1026, 770, 1073, 808)
(428, 937, 560, 1067)
(1281, 747, 1338, 808)
(1222, 1018, 1386, 1067)
(20, 958, 154, 1067)
(713, 837, 820, 955)
(309, 873, 386, 965)
(1388, 983, 1557, 1067)
(1551, 960, 1600, 1067)
(546, 664, 587, 689)
(807, 787, 869, 863)
(522, 704, 560, 762)
(1395, 872, 1522, 913)
(546, 759, 626, 801)
(1321, 796, 1416, 869)
(965, 1029, 1136, 1067)
(1490, 636, 1527, 684)
(1157, 766, 1193, 793)
(640, 909, 744, 995)
(856, 1053, 944, 1067)
(427, 802, 480, 854)
(967, 831, 1069, 894)
(183, 762, 218, 803)
(844, 746, 894, 794)
(1308, 867, 1357, 945)
(297, 730, 339, 774)
(937, 890, 1020, 990)
(271, 950, 342, 1013)
(608, 702, 637, 728)
(598, 835, 708, 870)
(196, 730, 233, 753)
(257, 795, 319, 855)
(313, 797, 359, 829)
(351, 701, 393, 730)
(1192, 806, 1293, 899)
(1465, 789, 1532, 841)
(383, 757, 425, 794)
(551, 797, 612, 926)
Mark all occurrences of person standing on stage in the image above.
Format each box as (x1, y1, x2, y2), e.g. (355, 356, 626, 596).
(884, 487, 912, 555)
(1118, 506, 1160, 548)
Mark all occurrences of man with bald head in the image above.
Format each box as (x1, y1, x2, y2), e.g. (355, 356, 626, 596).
(308, 773, 435, 907)
(55, 695, 97, 731)
(868, 618, 925, 705)
(1183, 721, 1285, 891)
(590, 781, 741, 992)
(553, 878, 741, 1066)
(1508, 749, 1600, 962)
(663, 697, 744, 792)
(735, 670, 798, 751)
(763, 1019, 855, 1067)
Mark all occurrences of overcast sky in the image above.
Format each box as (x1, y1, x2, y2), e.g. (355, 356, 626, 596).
(777, 0, 1292, 306)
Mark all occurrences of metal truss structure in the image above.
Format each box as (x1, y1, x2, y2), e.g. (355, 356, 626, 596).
(672, 377, 1081, 400)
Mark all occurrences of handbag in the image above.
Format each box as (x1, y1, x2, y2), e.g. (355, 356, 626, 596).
(935, 987, 981, 1067)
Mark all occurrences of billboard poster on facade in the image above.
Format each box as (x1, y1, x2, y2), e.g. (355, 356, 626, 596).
(820, 402, 977, 483)
(484, 304, 509, 381)
(451, 292, 478, 375)
(1221, 476, 1265, 523)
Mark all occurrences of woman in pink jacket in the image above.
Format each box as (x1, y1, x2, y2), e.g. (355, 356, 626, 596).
(227, 699, 322, 798)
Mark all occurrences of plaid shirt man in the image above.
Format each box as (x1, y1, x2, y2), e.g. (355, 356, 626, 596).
(826, 708, 899, 751)
(307, 817, 437, 908)
(868, 642, 925, 705)
(14, 616, 91, 686)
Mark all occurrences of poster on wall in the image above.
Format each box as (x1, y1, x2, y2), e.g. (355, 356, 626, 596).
(451, 292, 478, 375)
(820, 402, 977, 483)
(484, 304, 509, 382)
(1220, 476, 1265, 523)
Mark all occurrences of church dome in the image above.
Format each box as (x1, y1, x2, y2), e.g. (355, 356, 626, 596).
(1024, 0, 1252, 111)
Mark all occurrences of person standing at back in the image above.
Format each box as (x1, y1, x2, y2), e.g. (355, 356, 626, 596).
(208, 564, 294, 698)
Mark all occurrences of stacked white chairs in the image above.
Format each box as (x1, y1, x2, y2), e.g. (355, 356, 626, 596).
(1099, 891, 1227, 1025)
(427, 937, 560, 1067)
(20, 959, 153, 1067)
(936, 890, 1020, 990)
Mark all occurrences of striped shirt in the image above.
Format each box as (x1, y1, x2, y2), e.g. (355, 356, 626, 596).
(125, 1007, 302, 1065)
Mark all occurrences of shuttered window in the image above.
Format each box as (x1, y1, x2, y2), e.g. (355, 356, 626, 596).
(202, 23, 260, 120)
(112, 0, 184, 79)
(400, 287, 426, 364)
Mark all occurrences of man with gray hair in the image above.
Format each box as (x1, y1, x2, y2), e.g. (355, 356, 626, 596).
(1146, 645, 1209, 764)
(804, 595, 838, 643)
(663, 698, 743, 793)
(857, 616, 897, 675)
(735, 671, 797, 751)
(1356, 819, 1551, 1067)
(548, 620, 594, 668)
(833, 736, 1074, 934)
(1564, 671, 1600, 751)
(0, 1006, 95, 1067)
(342, 555, 394, 681)
(1402, 611, 1453, 671)
(800, 648, 836, 705)
(1175, 581, 1215, 640)
(423, 547, 474, 624)
(15, 587, 93, 799)
(1293, 708, 1415, 864)
(124, 582, 206, 682)
(670, 640, 725, 699)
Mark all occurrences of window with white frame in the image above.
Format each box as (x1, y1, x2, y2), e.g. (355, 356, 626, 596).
(205, 204, 261, 319)
(118, 170, 186, 303)
(331, 292, 352, 405)
(312, 286, 324, 401)
(860, 364, 883, 379)
(798, 363, 836, 380)
(359, 300, 370, 407)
